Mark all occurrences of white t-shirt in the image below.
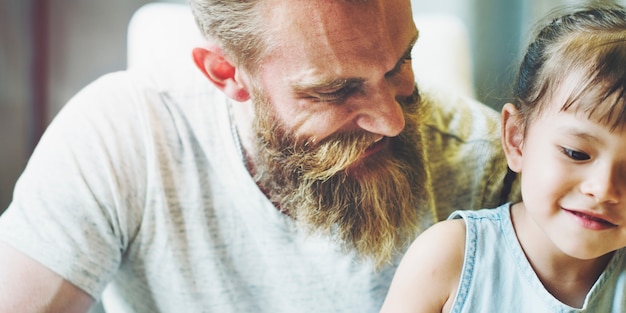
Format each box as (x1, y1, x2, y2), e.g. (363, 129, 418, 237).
(0, 56, 518, 312)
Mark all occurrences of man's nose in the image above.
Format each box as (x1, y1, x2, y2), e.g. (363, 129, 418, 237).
(352, 89, 407, 137)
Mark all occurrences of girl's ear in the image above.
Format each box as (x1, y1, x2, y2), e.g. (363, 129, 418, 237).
(501, 103, 524, 173)
(192, 46, 250, 102)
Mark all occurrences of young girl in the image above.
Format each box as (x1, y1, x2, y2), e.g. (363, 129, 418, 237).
(381, 4, 626, 312)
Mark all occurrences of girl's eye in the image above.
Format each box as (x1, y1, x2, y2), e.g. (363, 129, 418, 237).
(561, 147, 590, 161)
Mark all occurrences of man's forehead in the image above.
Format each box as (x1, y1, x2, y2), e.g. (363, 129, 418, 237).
(260, 0, 412, 46)
(258, 0, 417, 82)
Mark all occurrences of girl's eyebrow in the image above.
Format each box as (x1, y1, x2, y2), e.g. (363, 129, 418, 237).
(559, 126, 601, 143)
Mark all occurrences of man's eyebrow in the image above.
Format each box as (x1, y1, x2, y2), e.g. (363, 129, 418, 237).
(292, 33, 419, 93)
(292, 77, 365, 94)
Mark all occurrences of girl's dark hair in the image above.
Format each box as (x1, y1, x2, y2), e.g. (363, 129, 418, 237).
(513, 3, 626, 132)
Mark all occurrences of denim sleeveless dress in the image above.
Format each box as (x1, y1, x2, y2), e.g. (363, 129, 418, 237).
(448, 203, 626, 313)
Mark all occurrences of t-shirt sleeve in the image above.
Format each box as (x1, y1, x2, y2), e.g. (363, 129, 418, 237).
(0, 72, 148, 299)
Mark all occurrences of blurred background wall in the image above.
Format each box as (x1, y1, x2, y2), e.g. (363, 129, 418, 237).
(0, 0, 620, 214)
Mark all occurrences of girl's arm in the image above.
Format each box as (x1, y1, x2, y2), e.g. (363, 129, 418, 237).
(380, 219, 466, 313)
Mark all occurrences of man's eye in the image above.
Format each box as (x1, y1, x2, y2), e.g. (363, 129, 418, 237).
(386, 52, 413, 78)
(561, 147, 590, 161)
(313, 85, 359, 103)
(316, 90, 349, 102)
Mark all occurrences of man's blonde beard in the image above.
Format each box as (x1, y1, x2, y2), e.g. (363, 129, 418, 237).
(251, 87, 432, 267)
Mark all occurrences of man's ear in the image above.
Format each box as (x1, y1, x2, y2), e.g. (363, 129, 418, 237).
(501, 103, 524, 173)
(192, 46, 250, 102)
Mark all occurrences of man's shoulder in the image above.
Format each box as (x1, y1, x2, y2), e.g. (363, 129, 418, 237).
(92, 55, 216, 100)
(421, 89, 501, 144)
(419, 89, 512, 215)
(64, 56, 225, 122)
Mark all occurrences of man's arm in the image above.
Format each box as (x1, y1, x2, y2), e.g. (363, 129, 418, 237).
(0, 240, 94, 313)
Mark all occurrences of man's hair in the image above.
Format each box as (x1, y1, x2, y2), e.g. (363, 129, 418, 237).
(189, 0, 267, 74)
(513, 3, 626, 132)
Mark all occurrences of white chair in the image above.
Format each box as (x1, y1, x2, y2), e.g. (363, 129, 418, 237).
(412, 13, 474, 98)
(127, 2, 475, 98)
(127, 3, 204, 69)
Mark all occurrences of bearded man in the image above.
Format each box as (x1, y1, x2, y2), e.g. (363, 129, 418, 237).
(0, 0, 518, 312)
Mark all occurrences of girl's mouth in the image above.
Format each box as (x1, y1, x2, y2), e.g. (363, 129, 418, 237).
(563, 208, 617, 230)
